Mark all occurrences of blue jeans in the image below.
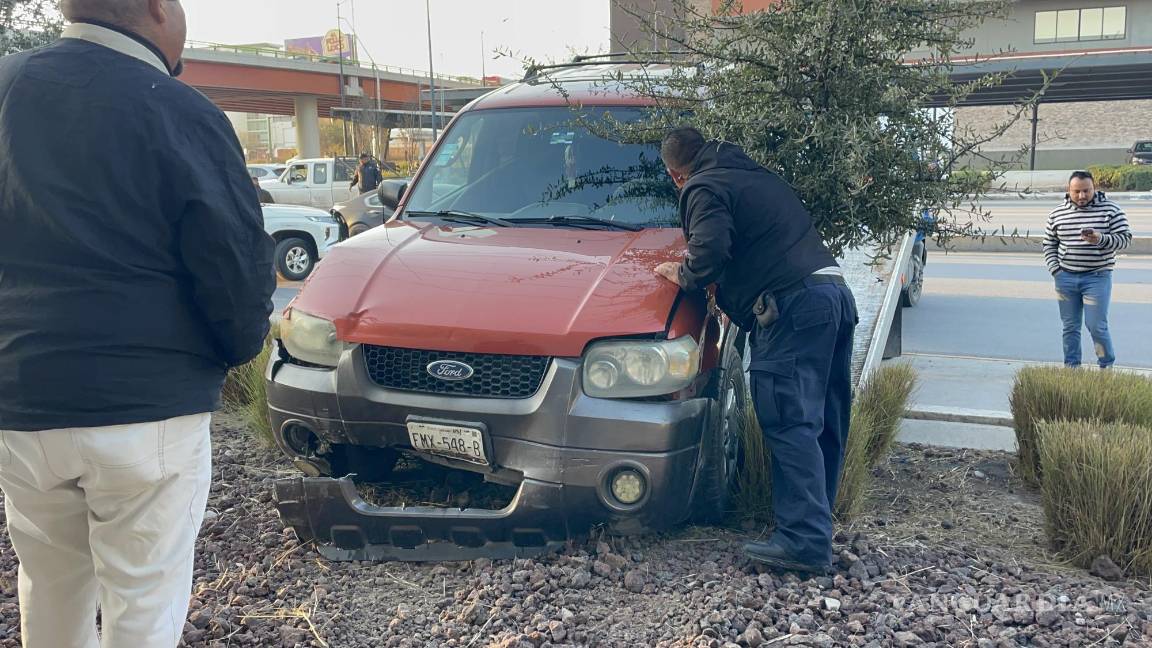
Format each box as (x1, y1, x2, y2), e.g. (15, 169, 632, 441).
(748, 279, 857, 563)
(1054, 269, 1115, 368)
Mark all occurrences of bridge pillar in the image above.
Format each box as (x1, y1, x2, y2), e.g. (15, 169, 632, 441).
(294, 96, 321, 159)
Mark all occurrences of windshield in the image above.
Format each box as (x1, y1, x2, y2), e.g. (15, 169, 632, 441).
(1135, 141, 1152, 153)
(402, 107, 679, 228)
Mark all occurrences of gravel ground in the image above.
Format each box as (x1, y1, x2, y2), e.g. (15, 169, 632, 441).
(1, 419, 1149, 648)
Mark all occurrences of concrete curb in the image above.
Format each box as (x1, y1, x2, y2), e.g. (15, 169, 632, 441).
(980, 192, 1152, 201)
(937, 235, 1152, 254)
(905, 405, 1014, 428)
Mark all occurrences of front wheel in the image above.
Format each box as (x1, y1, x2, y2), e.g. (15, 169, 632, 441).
(901, 243, 925, 307)
(691, 351, 748, 525)
(275, 237, 315, 281)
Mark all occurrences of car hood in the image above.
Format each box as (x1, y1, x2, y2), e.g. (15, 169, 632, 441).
(290, 220, 686, 357)
(262, 204, 330, 219)
(1133, 151, 1152, 161)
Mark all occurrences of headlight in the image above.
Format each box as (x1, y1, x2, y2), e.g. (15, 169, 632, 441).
(307, 214, 338, 223)
(279, 309, 346, 367)
(582, 336, 700, 398)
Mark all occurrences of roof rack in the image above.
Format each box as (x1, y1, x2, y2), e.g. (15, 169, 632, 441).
(522, 51, 691, 82)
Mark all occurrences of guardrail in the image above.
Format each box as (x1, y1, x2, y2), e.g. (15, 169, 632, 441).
(184, 40, 481, 85)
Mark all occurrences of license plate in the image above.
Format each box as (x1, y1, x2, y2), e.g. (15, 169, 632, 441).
(406, 421, 489, 465)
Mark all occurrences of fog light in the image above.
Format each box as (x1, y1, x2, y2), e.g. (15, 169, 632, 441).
(283, 423, 318, 456)
(610, 469, 646, 505)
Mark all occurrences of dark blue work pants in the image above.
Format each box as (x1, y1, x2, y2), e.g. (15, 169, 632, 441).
(748, 278, 857, 563)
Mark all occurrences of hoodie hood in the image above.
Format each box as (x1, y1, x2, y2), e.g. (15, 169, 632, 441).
(289, 220, 686, 357)
(688, 140, 763, 176)
(1064, 190, 1109, 208)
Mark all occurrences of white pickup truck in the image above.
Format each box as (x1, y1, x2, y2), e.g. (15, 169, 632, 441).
(261, 203, 342, 281)
(260, 157, 360, 209)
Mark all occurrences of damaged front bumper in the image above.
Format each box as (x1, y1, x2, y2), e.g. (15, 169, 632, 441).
(268, 344, 714, 561)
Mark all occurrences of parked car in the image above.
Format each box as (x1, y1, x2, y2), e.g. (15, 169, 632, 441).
(268, 62, 755, 559)
(248, 164, 287, 180)
(1129, 140, 1152, 165)
(899, 210, 933, 308)
(330, 179, 406, 238)
(260, 157, 359, 209)
(261, 203, 341, 281)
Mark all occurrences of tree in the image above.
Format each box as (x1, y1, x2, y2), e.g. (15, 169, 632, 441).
(602, 0, 1034, 254)
(1, 0, 62, 56)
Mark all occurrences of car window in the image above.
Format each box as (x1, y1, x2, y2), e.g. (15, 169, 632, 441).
(366, 194, 383, 208)
(274, 167, 287, 176)
(334, 159, 355, 182)
(1135, 142, 1152, 153)
(314, 163, 329, 185)
(288, 163, 308, 183)
(248, 167, 268, 178)
(403, 107, 679, 227)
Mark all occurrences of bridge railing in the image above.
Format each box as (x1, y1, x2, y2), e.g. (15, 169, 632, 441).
(184, 40, 481, 85)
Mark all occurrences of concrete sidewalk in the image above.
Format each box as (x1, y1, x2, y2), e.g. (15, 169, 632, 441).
(885, 352, 1152, 452)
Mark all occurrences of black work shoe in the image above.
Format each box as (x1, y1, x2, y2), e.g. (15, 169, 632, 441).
(743, 540, 830, 575)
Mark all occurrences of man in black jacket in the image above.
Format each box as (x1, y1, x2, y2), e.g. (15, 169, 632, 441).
(350, 153, 383, 194)
(656, 127, 857, 574)
(0, 1, 274, 645)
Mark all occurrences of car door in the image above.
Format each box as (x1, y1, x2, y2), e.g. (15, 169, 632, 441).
(333, 158, 357, 203)
(276, 162, 312, 206)
(309, 162, 333, 208)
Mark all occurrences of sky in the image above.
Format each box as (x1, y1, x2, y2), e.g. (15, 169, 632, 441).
(185, 0, 612, 80)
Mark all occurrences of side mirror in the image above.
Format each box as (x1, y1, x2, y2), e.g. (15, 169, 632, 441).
(378, 179, 408, 210)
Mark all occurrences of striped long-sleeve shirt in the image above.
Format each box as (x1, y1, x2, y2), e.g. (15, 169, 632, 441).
(1043, 192, 1132, 274)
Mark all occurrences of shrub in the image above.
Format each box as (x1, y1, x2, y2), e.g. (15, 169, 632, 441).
(1038, 420, 1152, 576)
(836, 363, 918, 519)
(1010, 367, 1152, 484)
(1086, 164, 1122, 189)
(1116, 166, 1152, 192)
(222, 325, 279, 448)
(736, 363, 917, 522)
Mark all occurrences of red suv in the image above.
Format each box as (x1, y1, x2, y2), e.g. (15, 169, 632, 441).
(269, 63, 749, 560)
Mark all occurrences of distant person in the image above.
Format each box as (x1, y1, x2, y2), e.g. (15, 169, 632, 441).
(1043, 170, 1132, 368)
(253, 175, 274, 203)
(0, 1, 275, 646)
(350, 153, 382, 194)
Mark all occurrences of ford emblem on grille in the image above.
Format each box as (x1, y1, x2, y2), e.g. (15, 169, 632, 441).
(426, 360, 475, 381)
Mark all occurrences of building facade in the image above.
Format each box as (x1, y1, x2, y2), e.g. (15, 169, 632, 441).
(609, 0, 1152, 170)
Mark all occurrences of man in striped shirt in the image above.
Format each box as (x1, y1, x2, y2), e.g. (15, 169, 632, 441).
(1043, 171, 1132, 368)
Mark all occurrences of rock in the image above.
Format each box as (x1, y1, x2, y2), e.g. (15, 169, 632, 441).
(822, 597, 841, 612)
(548, 620, 567, 642)
(603, 553, 629, 570)
(624, 569, 646, 593)
(846, 620, 865, 634)
(592, 561, 615, 578)
(1089, 555, 1124, 581)
(739, 626, 764, 647)
(568, 570, 592, 589)
(1037, 609, 1061, 627)
(893, 631, 920, 646)
(941, 519, 955, 530)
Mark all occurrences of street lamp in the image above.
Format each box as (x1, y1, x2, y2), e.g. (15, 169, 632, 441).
(426, 0, 438, 141)
(336, 0, 350, 155)
(338, 16, 384, 159)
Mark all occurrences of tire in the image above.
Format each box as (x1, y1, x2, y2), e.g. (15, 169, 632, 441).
(900, 243, 925, 307)
(348, 222, 371, 237)
(327, 445, 399, 483)
(275, 237, 315, 281)
(691, 350, 749, 525)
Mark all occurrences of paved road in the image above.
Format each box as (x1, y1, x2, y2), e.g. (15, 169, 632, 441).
(966, 201, 1152, 237)
(903, 251, 1152, 368)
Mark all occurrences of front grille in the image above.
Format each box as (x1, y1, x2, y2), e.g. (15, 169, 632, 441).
(363, 346, 551, 399)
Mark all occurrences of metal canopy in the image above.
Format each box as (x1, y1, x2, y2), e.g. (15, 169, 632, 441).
(934, 48, 1152, 107)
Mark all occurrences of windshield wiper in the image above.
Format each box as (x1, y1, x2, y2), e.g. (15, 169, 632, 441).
(405, 210, 514, 228)
(513, 215, 643, 232)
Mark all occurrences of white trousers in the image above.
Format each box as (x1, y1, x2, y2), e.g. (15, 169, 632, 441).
(0, 413, 212, 648)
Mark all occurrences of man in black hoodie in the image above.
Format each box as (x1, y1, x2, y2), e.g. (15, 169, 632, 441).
(656, 127, 857, 574)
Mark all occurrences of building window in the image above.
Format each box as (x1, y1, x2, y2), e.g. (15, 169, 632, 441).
(1035, 6, 1126, 43)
